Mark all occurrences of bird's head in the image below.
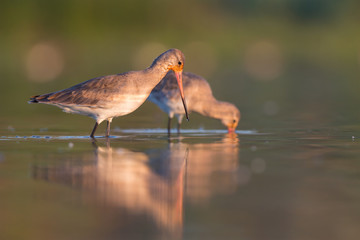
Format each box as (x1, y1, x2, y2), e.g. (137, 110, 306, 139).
(152, 49, 188, 121)
(220, 104, 241, 133)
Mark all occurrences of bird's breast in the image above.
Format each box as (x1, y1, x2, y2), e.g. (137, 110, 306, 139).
(104, 93, 149, 117)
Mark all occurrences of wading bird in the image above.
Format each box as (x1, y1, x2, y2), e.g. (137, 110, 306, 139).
(148, 72, 240, 134)
(29, 49, 188, 138)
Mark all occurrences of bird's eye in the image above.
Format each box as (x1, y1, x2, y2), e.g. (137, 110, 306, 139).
(233, 120, 236, 123)
(178, 61, 182, 65)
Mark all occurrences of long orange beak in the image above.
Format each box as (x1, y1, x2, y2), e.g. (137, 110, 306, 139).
(174, 70, 189, 121)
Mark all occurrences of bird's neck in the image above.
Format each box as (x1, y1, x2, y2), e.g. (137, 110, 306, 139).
(196, 98, 230, 120)
(144, 64, 170, 87)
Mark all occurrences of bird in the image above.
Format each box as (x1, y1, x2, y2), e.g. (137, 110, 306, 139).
(28, 48, 189, 138)
(148, 71, 240, 134)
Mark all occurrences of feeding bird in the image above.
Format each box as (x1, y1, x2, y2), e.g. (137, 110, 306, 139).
(29, 48, 188, 138)
(148, 71, 240, 134)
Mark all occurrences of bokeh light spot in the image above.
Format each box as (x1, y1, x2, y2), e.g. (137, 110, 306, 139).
(25, 42, 64, 82)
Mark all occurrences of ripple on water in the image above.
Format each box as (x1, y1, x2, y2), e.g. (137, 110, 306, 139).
(115, 128, 258, 135)
(0, 128, 259, 141)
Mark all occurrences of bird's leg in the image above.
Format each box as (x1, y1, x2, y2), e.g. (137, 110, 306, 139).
(90, 122, 99, 138)
(167, 117, 172, 136)
(177, 122, 181, 134)
(105, 137, 111, 147)
(106, 119, 112, 137)
(176, 115, 183, 135)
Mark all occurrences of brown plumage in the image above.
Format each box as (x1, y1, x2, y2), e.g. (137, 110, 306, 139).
(148, 71, 240, 134)
(30, 74, 133, 106)
(29, 49, 188, 138)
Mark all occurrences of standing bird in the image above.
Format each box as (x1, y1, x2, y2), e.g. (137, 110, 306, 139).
(148, 72, 240, 134)
(28, 49, 188, 138)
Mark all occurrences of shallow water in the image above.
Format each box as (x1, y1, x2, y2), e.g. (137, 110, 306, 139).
(1, 127, 360, 240)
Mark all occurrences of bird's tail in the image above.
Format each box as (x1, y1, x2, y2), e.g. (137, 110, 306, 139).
(28, 94, 51, 104)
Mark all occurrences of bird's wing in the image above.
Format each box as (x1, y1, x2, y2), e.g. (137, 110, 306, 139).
(31, 74, 130, 107)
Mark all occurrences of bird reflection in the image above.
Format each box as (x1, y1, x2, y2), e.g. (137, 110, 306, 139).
(32, 133, 241, 238)
(185, 133, 240, 203)
(32, 141, 188, 239)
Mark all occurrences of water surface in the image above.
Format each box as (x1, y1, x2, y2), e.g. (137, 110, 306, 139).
(1, 127, 360, 240)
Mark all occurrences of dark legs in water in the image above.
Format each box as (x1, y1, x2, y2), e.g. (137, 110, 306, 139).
(177, 121, 181, 134)
(106, 120, 111, 137)
(90, 122, 99, 138)
(90, 120, 112, 138)
(167, 117, 181, 136)
(167, 117, 172, 136)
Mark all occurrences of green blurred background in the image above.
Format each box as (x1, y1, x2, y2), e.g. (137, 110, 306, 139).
(1, 0, 359, 133)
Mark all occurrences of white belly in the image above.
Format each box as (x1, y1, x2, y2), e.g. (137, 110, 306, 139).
(149, 95, 186, 117)
(58, 93, 149, 123)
